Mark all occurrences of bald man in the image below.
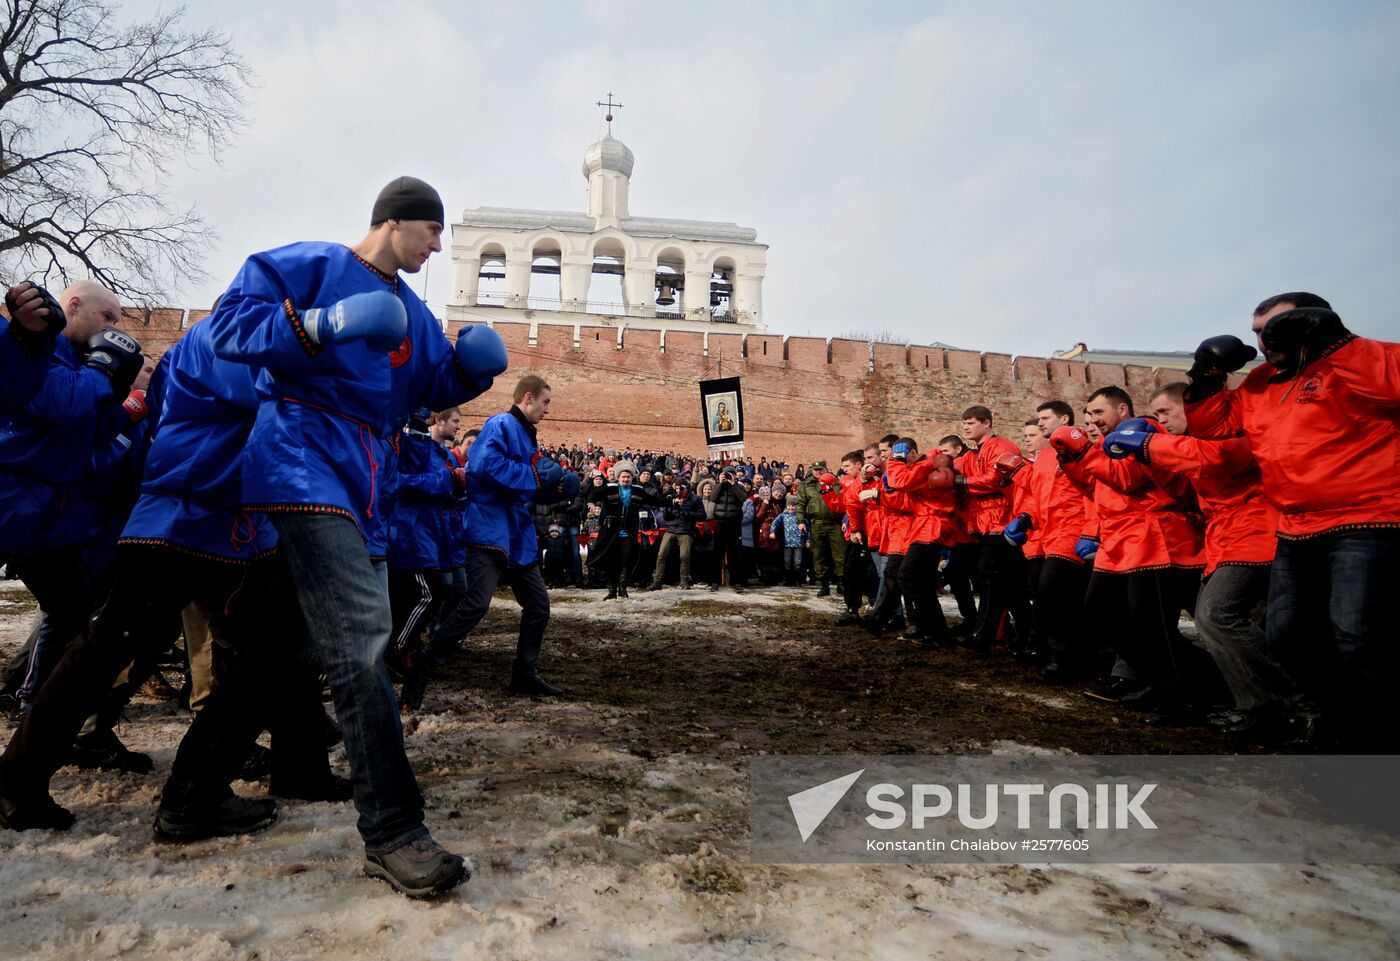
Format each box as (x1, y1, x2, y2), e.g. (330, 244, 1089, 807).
(0, 280, 143, 746)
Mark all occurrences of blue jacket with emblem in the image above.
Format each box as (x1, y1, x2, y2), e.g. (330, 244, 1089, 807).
(120, 320, 276, 562)
(0, 335, 118, 556)
(466, 408, 543, 568)
(205, 241, 479, 551)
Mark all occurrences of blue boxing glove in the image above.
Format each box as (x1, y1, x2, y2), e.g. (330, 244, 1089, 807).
(533, 452, 563, 491)
(559, 471, 581, 500)
(1104, 428, 1154, 462)
(889, 442, 911, 462)
(455, 324, 508, 396)
(1003, 512, 1033, 547)
(1075, 536, 1099, 562)
(301, 290, 407, 351)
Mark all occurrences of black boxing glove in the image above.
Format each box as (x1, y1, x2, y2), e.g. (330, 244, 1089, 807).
(4, 282, 67, 358)
(1184, 334, 1257, 403)
(83, 326, 144, 395)
(1261, 307, 1349, 376)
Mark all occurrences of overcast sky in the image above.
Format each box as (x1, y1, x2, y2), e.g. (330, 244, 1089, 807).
(150, 0, 1399, 356)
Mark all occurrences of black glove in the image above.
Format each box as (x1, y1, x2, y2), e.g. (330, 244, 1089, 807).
(1261, 307, 1349, 375)
(83, 326, 144, 395)
(1184, 334, 1256, 402)
(4, 282, 67, 357)
(407, 406, 432, 433)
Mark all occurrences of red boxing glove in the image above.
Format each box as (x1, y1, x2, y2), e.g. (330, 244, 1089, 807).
(122, 389, 148, 423)
(993, 451, 1026, 481)
(818, 471, 838, 493)
(451, 466, 467, 494)
(1049, 425, 1091, 464)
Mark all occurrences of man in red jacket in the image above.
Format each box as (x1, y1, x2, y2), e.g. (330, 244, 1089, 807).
(1052, 386, 1208, 721)
(1005, 400, 1094, 681)
(836, 450, 872, 626)
(883, 438, 959, 645)
(1184, 292, 1399, 748)
(1105, 383, 1294, 735)
(955, 406, 1031, 653)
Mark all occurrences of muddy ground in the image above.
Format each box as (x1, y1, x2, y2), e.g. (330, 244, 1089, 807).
(1, 581, 1397, 960)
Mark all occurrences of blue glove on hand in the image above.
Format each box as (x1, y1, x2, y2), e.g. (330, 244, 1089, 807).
(1003, 512, 1032, 547)
(534, 454, 563, 491)
(1075, 536, 1100, 562)
(301, 291, 406, 351)
(455, 324, 508, 395)
(889, 442, 911, 462)
(1104, 428, 1153, 461)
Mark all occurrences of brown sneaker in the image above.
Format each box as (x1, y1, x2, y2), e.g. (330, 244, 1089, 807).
(364, 834, 470, 898)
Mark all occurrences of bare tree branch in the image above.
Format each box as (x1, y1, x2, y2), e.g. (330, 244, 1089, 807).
(0, 0, 248, 304)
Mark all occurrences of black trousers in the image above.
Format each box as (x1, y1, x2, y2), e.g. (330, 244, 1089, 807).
(425, 547, 550, 697)
(974, 535, 1031, 645)
(0, 546, 324, 806)
(899, 542, 951, 643)
(602, 535, 636, 588)
(840, 540, 867, 613)
(714, 522, 743, 586)
(941, 543, 979, 623)
(1087, 567, 1205, 695)
(1039, 556, 1091, 668)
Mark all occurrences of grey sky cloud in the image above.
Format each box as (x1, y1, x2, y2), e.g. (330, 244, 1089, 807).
(142, 0, 1398, 354)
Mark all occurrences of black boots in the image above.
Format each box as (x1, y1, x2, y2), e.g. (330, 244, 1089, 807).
(154, 792, 277, 842)
(817, 582, 831, 597)
(508, 669, 563, 697)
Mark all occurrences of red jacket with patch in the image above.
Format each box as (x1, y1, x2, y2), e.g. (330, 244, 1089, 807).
(957, 436, 1020, 535)
(1062, 445, 1206, 573)
(1140, 434, 1276, 576)
(1185, 335, 1400, 539)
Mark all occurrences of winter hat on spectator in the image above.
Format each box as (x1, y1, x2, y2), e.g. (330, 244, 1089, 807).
(615, 459, 637, 478)
(785, 494, 798, 506)
(759, 485, 772, 498)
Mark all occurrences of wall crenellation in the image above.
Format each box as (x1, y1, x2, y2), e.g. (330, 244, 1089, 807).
(108, 311, 1197, 463)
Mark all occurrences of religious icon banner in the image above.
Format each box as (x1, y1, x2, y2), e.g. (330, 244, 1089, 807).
(699, 376, 745, 459)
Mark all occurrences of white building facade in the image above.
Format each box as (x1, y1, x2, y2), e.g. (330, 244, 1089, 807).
(446, 131, 768, 335)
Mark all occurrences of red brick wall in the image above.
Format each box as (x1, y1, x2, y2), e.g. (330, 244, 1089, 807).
(104, 313, 1191, 464)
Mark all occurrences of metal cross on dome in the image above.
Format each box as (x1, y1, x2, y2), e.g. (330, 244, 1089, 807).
(595, 92, 623, 132)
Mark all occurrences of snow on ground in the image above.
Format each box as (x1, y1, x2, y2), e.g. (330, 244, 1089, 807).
(1, 579, 1397, 960)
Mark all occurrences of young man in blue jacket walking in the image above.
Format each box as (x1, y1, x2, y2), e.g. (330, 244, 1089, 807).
(200, 176, 507, 898)
(417, 375, 578, 701)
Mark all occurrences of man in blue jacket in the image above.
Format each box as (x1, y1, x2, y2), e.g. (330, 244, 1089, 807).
(387, 406, 464, 704)
(421, 375, 577, 700)
(0, 280, 143, 727)
(202, 176, 507, 898)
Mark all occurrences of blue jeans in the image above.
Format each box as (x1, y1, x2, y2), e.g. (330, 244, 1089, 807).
(1269, 528, 1399, 743)
(271, 513, 427, 855)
